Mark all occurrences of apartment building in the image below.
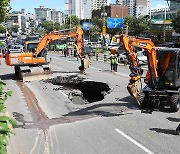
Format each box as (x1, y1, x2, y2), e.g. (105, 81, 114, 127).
(6, 9, 26, 33)
(50, 9, 63, 25)
(34, 6, 63, 25)
(136, 0, 150, 17)
(34, 6, 51, 22)
(115, 0, 150, 17)
(64, 0, 110, 19)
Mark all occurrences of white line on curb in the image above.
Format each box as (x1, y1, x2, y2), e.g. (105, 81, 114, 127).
(115, 128, 154, 154)
(59, 90, 68, 98)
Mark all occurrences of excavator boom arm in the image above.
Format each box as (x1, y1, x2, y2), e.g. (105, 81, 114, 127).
(121, 34, 158, 101)
(35, 26, 84, 57)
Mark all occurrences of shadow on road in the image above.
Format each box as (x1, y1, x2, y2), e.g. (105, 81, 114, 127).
(116, 96, 136, 103)
(150, 128, 179, 135)
(166, 117, 180, 122)
(0, 73, 17, 80)
(63, 102, 134, 117)
(12, 112, 33, 128)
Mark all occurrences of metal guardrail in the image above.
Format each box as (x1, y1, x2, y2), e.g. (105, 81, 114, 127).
(92, 53, 111, 62)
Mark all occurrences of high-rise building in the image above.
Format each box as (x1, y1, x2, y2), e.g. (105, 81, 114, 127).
(115, 0, 150, 17)
(91, 0, 110, 10)
(116, 0, 136, 16)
(34, 6, 63, 25)
(50, 9, 63, 25)
(35, 6, 51, 22)
(136, 0, 150, 17)
(64, 0, 110, 19)
(169, 0, 180, 10)
(6, 9, 26, 33)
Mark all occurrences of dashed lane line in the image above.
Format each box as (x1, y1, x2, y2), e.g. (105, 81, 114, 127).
(115, 128, 154, 154)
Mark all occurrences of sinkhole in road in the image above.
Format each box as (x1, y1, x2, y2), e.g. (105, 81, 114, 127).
(44, 75, 111, 104)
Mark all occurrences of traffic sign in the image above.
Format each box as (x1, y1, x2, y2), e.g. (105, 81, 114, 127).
(81, 22, 93, 30)
(107, 18, 123, 28)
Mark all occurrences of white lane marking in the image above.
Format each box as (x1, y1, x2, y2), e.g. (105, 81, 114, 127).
(44, 130, 50, 154)
(49, 55, 100, 70)
(59, 90, 68, 98)
(53, 65, 66, 71)
(50, 55, 130, 76)
(30, 130, 43, 154)
(49, 131, 55, 154)
(115, 128, 154, 154)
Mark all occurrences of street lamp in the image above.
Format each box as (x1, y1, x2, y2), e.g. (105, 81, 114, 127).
(101, 4, 107, 35)
(163, 2, 167, 43)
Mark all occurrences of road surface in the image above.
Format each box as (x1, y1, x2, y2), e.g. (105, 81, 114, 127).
(0, 52, 179, 154)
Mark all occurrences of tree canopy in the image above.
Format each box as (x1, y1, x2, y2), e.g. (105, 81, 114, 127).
(0, 25, 6, 33)
(172, 9, 180, 33)
(124, 15, 152, 36)
(0, 0, 11, 23)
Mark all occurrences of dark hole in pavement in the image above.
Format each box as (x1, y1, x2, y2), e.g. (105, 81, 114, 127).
(44, 75, 111, 103)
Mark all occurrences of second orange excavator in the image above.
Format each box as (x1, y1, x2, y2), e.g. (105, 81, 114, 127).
(5, 27, 90, 81)
(121, 34, 180, 112)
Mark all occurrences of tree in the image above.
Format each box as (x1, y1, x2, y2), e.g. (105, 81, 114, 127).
(54, 22, 60, 31)
(59, 15, 80, 31)
(92, 17, 103, 31)
(65, 15, 80, 28)
(172, 9, 180, 33)
(124, 15, 152, 36)
(90, 25, 101, 40)
(0, 0, 11, 23)
(38, 21, 53, 32)
(0, 25, 6, 33)
(10, 25, 19, 33)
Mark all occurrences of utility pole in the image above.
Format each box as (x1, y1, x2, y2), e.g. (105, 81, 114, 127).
(163, 2, 167, 43)
(101, 0, 107, 45)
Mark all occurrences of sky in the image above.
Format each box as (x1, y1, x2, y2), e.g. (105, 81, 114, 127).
(10, 0, 167, 13)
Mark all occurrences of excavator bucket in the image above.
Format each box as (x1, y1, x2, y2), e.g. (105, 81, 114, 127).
(78, 54, 91, 72)
(15, 65, 54, 82)
(83, 54, 91, 70)
(127, 81, 140, 105)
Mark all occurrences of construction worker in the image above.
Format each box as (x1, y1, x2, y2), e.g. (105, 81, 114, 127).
(114, 54, 118, 72)
(109, 54, 115, 71)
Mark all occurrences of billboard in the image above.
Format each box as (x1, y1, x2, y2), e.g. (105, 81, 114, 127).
(107, 18, 123, 28)
(81, 22, 93, 30)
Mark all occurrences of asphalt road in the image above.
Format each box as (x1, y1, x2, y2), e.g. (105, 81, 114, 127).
(0, 52, 179, 154)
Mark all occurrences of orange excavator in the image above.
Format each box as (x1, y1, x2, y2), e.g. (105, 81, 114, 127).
(121, 34, 180, 112)
(5, 27, 90, 81)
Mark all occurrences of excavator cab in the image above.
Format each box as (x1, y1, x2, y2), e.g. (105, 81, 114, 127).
(141, 48, 180, 112)
(156, 48, 180, 88)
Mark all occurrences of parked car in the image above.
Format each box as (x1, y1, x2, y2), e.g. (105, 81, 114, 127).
(118, 52, 128, 64)
(137, 51, 147, 64)
(83, 46, 95, 56)
(118, 51, 147, 65)
(0, 35, 7, 44)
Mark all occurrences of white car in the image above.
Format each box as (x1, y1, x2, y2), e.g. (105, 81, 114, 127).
(137, 51, 147, 64)
(118, 52, 128, 63)
(118, 51, 147, 65)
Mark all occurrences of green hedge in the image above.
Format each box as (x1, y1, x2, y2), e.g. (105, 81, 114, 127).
(0, 80, 16, 154)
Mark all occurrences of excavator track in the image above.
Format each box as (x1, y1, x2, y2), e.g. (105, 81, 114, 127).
(15, 65, 53, 82)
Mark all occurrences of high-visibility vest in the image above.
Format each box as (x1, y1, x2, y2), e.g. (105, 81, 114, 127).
(114, 57, 118, 64)
(110, 57, 115, 64)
